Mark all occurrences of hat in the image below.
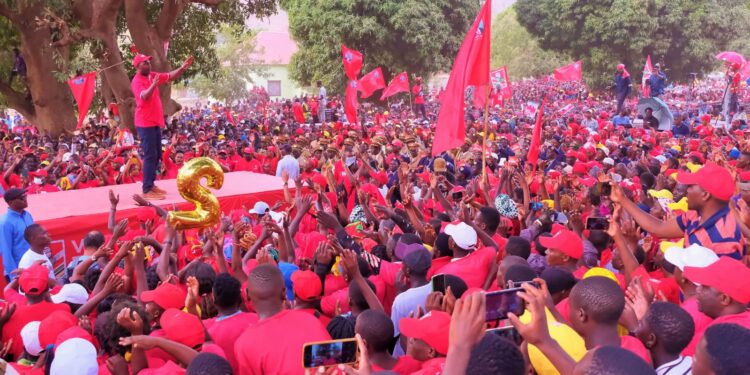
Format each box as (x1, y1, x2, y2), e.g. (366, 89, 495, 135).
(50, 338, 98, 375)
(20, 321, 42, 356)
(676, 163, 734, 201)
(3, 187, 27, 203)
(444, 222, 478, 251)
(433, 158, 447, 173)
(647, 189, 673, 200)
(664, 244, 719, 272)
(51, 283, 89, 305)
(291, 270, 322, 301)
(161, 308, 205, 348)
(399, 311, 451, 355)
(403, 248, 432, 274)
(539, 229, 583, 259)
(684, 257, 750, 304)
(583, 267, 618, 283)
(394, 242, 428, 261)
(39, 310, 78, 348)
(19, 264, 49, 295)
(132, 54, 152, 67)
(249, 201, 270, 215)
(140, 282, 186, 310)
(242, 147, 253, 154)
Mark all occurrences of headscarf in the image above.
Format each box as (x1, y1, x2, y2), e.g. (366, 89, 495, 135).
(494, 194, 519, 218)
(617, 64, 630, 79)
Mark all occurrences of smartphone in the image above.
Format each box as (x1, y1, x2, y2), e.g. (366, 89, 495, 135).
(485, 288, 525, 322)
(586, 217, 610, 230)
(487, 326, 523, 345)
(511, 281, 540, 289)
(599, 182, 612, 197)
(431, 274, 447, 294)
(302, 338, 358, 368)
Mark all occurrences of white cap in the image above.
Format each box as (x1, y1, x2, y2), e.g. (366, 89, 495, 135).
(444, 222, 477, 251)
(249, 201, 270, 215)
(602, 157, 615, 166)
(20, 321, 42, 356)
(51, 283, 89, 305)
(664, 244, 719, 272)
(50, 338, 98, 375)
(62, 152, 72, 162)
(654, 155, 667, 164)
(563, 165, 573, 174)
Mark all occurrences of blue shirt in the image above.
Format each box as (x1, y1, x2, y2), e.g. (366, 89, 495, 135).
(0, 209, 34, 276)
(613, 115, 631, 127)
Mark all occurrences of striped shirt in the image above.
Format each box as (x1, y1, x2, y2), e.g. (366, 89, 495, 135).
(676, 206, 743, 258)
(656, 356, 692, 375)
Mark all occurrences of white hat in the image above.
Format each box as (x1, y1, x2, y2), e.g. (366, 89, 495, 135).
(654, 155, 667, 164)
(51, 283, 89, 305)
(664, 244, 719, 272)
(444, 222, 477, 251)
(62, 152, 72, 162)
(50, 338, 98, 375)
(602, 157, 615, 166)
(249, 201, 270, 215)
(20, 321, 42, 356)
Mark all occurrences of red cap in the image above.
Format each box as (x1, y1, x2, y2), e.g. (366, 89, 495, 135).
(140, 282, 186, 310)
(571, 163, 588, 175)
(539, 228, 583, 259)
(242, 147, 253, 154)
(399, 311, 451, 355)
(132, 54, 152, 67)
(291, 270, 322, 301)
(39, 310, 78, 348)
(161, 308, 205, 348)
(676, 163, 734, 201)
(684, 257, 750, 304)
(451, 186, 466, 194)
(32, 169, 48, 177)
(19, 264, 49, 295)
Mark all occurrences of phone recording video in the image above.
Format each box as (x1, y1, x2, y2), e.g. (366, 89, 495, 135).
(487, 326, 523, 345)
(431, 274, 447, 294)
(485, 288, 525, 322)
(585, 217, 610, 231)
(511, 280, 540, 289)
(302, 339, 358, 368)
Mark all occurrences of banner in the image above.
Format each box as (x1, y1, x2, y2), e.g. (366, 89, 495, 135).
(358, 67, 386, 98)
(67, 72, 97, 129)
(490, 67, 512, 99)
(345, 80, 359, 124)
(642, 55, 653, 97)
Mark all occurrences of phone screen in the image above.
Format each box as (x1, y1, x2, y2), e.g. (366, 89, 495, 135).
(431, 274, 447, 294)
(487, 326, 523, 345)
(485, 288, 525, 322)
(586, 217, 610, 230)
(302, 339, 358, 368)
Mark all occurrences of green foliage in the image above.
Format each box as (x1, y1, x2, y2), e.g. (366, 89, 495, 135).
(490, 7, 568, 80)
(515, 0, 750, 89)
(281, 0, 480, 93)
(189, 24, 266, 104)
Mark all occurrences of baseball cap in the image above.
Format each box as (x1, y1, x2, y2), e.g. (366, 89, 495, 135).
(403, 248, 432, 274)
(249, 201, 270, 215)
(140, 282, 186, 310)
(684, 257, 750, 304)
(39, 310, 78, 348)
(4, 187, 27, 203)
(664, 244, 719, 272)
(399, 311, 451, 355)
(132, 54, 152, 67)
(676, 163, 734, 201)
(19, 264, 50, 295)
(20, 321, 42, 356)
(291, 270, 322, 301)
(50, 338, 98, 375)
(395, 242, 428, 260)
(161, 308, 205, 348)
(444, 222, 477, 251)
(647, 189, 673, 200)
(51, 283, 89, 305)
(539, 228, 583, 259)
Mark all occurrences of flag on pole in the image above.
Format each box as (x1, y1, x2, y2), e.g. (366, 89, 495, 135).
(642, 55, 653, 97)
(67, 71, 97, 129)
(341, 45, 363, 80)
(526, 99, 547, 169)
(491, 66, 512, 99)
(345, 80, 359, 124)
(432, 0, 492, 156)
(358, 67, 386, 98)
(380, 72, 410, 100)
(554, 61, 582, 81)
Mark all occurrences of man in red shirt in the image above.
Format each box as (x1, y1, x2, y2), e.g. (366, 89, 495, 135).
(233, 147, 262, 173)
(130, 53, 192, 200)
(412, 77, 426, 119)
(234, 264, 330, 374)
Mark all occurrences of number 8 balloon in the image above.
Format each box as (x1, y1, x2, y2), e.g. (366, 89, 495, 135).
(167, 157, 224, 230)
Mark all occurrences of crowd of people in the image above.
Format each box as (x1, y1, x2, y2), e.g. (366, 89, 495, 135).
(0, 55, 749, 375)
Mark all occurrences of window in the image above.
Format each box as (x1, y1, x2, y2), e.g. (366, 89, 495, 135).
(267, 80, 281, 97)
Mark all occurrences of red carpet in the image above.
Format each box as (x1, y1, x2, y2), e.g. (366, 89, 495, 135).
(1, 172, 286, 284)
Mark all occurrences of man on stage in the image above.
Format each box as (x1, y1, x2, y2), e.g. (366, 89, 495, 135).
(131, 53, 193, 200)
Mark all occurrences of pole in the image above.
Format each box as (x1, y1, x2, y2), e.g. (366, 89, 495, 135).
(481, 86, 491, 180)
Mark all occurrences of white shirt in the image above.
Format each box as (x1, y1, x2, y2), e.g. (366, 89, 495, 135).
(18, 248, 56, 279)
(656, 356, 691, 375)
(390, 283, 432, 357)
(275, 154, 300, 181)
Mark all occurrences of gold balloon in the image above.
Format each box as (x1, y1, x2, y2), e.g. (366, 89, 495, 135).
(167, 157, 224, 230)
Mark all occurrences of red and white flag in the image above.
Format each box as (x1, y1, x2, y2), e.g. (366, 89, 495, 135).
(345, 80, 359, 124)
(554, 61, 582, 81)
(358, 67, 386, 98)
(67, 71, 97, 129)
(642, 55, 653, 97)
(380, 72, 410, 100)
(491, 66, 512, 99)
(432, 0, 491, 156)
(341, 45, 363, 80)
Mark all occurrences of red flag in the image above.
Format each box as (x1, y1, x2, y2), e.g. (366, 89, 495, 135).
(433, 0, 492, 156)
(642, 55, 653, 97)
(553, 61, 582, 81)
(341, 44, 363, 80)
(491, 67, 512, 99)
(527, 99, 547, 169)
(358, 67, 386, 98)
(473, 85, 488, 108)
(67, 71, 97, 129)
(345, 80, 359, 124)
(380, 71, 410, 100)
(225, 108, 235, 125)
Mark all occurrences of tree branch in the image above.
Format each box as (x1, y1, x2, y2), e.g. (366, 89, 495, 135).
(156, 0, 185, 41)
(191, 0, 222, 5)
(0, 3, 15, 22)
(0, 81, 35, 118)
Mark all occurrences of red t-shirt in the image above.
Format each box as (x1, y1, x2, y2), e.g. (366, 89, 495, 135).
(680, 297, 713, 356)
(234, 309, 330, 374)
(204, 312, 259, 374)
(2, 301, 71, 359)
(691, 310, 750, 355)
(131, 72, 169, 127)
(435, 247, 496, 289)
(620, 335, 652, 364)
(234, 158, 263, 173)
(371, 355, 423, 375)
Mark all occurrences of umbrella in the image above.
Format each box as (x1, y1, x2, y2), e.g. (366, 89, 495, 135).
(637, 97, 673, 131)
(716, 51, 746, 66)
